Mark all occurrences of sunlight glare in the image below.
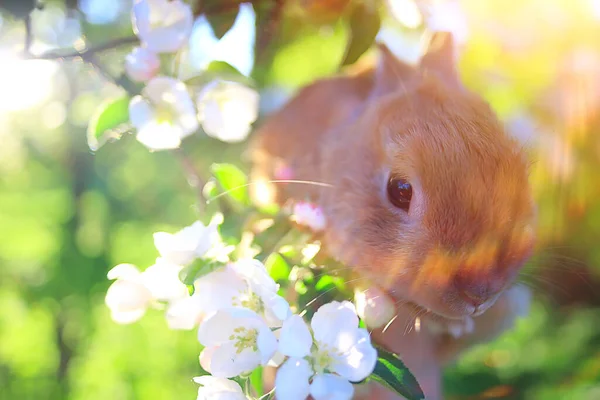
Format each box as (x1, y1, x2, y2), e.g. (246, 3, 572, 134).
(188, 3, 256, 76)
(0, 53, 59, 113)
(387, 0, 423, 29)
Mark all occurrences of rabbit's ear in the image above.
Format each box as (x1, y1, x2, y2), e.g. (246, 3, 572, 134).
(370, 42, 417, 98)
(420, 31, 463, 90)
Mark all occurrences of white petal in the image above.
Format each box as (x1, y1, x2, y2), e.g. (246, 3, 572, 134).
(197, 81, 259, 143)
(166, 295, 204, 330)
(197, 308, 244, 347)
(105, 280, 152, 317)
(132, 0, 193, 53)
(110, 308, 147, 325)
(107, 263, 141, 281)
(199, 346, 216, 373)
(141, 260, 187, 301)
(331, 328, 377, 382)
(125, 46, 160, 82)
(209, 343, 261, 378)
(291, 202, 326, 231)
(275, 358, 312, 400)
(261, 293, 292, 327)
(310, 374, 354, 400)
(231, 259, 278, 294)
(153, 231, 196, 265)
(193, 267, 248, 315)
(200, 99, 226, 137)
(131, 0, 151, 37)
(311, 301, 359, 347)
(194, 376, 246, 400)
(278, 315, 312, 358)
(256, 324, 278, 365)
(128, 96, 154, 129)
(354, 286, 396, 329)
(136, 121, 182, 150)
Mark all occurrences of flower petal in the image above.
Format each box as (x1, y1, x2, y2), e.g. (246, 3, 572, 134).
(132, 0, 193, 53)
(166, 295, 204, 330)
(354, 286, 395, 329)
(107, 263, 141, 281)
(310, 374, 354, 400)
(141, 259, 187, 301)
(311, 301, 359, 347)
(331, 328, 377, 382)
(136, 121, 183, 150)
(128, 96, 154, 129)
(275, 358, 313, 400)
(110, 308, 147, 325)
(278, 315, 312, 358)
(125, 46, 160, 82)
(199, 346, 216, 373)
(105, 280, 152, 317)
(256, 324, 278, 365)
(197, 308, 245, 347)
(194, 267, 248, 315)
(209, 342, 261, 378)
(193, 375, 247, 400)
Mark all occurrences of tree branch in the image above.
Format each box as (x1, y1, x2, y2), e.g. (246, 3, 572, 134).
(25, 36, 139, 60)
(174, 148, 208, 210)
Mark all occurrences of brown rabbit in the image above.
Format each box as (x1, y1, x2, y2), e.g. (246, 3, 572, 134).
(251, 32, 536, 399)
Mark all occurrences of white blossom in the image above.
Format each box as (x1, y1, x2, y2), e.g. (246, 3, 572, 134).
(197, 308, 277, 378)
(275, 301, 377, 400)
(125, 46, 160, 82)
(354, 286, 396, 329)
(166, 295, 205, 330)
(105, 264, 153, 324)
(153, 221, 219, 266)
(140, 258, 188, 301)
(197, 80, 259, 143)
(105, 260, 187, 325)
(171, 260, 290, 330)
(193, 376, 248, 400)
(291, 201, 326, 232)
(132, 0, 193, 53)
(129, 76, 198, 151)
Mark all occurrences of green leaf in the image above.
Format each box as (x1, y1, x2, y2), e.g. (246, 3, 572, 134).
(186, 61, 251, 88)
(179, 259, 222, 285)
(367, 346, 424, 400)
(87, 95, 131, 151)
(210, 163, 250, 207)
(315, 274, 346, 292)
(249, 367, 264, 396)
(264, 252, 291, 283)
(341, 2, 381, 66)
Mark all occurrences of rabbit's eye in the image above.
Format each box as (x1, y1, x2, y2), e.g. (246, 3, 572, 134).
(387, 177, 412, 212)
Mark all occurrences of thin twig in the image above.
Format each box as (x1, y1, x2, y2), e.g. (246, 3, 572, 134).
(26, 36, 139, 60)
(23, 14, 33, 55)
(175, 148, 208, 209)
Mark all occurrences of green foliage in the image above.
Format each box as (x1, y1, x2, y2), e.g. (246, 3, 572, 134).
(368, 346, 425, 400)
(178, 259, 223, 286)
(87, 95, 131, 151)
(2, 0, 600, 399)
(341, 2, 381, 66)
(211, 163, 251, 207)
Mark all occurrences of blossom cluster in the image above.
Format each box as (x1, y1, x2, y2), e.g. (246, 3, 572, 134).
(125, 0, 259, 150)
(106, 218, 378, 400)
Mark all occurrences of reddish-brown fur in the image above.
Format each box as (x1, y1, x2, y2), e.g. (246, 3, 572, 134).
(251, 33, 536, 399)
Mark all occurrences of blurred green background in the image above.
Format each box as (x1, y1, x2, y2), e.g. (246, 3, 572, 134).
(0, 0, 599, 399)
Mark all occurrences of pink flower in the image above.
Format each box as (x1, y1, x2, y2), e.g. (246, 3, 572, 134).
(291, 201, 326, 232)
(125, 47, 160, 82)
